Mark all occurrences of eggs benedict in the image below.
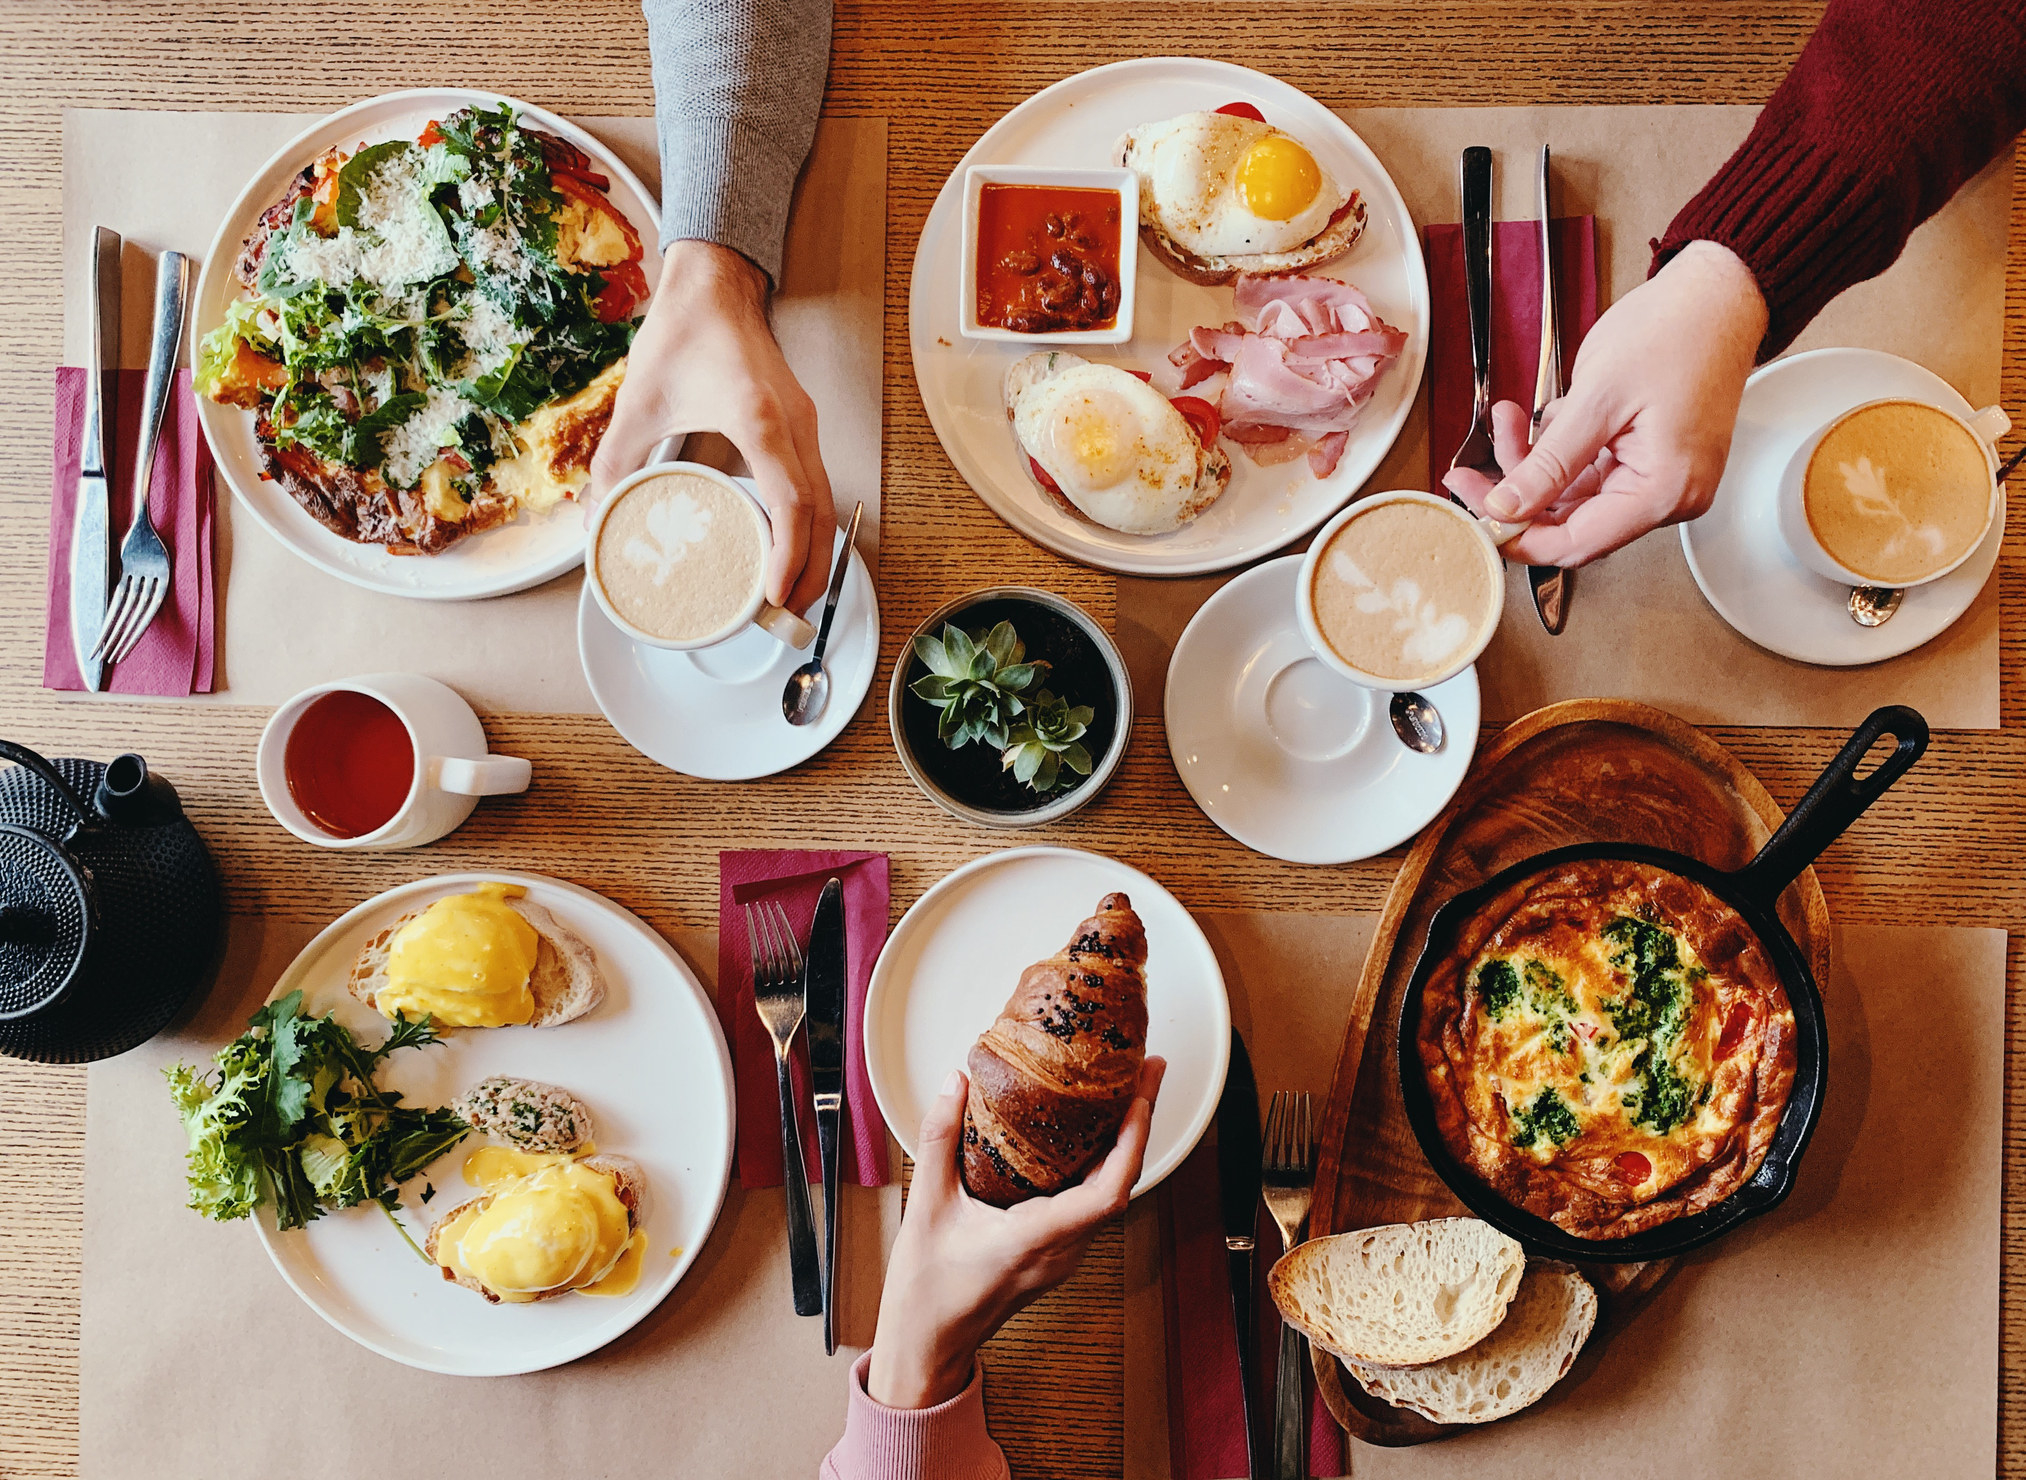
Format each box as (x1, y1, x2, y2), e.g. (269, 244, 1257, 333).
(347, 882, 605, 1029)
(426, 1147, 648, 1304)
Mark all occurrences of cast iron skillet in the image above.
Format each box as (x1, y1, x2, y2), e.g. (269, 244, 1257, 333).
(1397, 705, 1928, 1262)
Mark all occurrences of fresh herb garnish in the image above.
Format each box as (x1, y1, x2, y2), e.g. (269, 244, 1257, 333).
(1510, 1088, 1580, 1150)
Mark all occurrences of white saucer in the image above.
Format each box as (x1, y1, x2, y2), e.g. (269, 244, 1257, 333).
(1680, 347, 2004, 667)
(863, 845, 1228, 1199)
(577, 527, 880, 780)
(1164, 555, 1480, 865)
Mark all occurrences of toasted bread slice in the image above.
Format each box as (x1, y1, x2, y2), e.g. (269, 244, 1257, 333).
(1267, 1218, 1525, 1368)
(348, 894, 603, 1028)
(424, 1153, 647, 1305)
(1347, 1263, 1596, 1423)
(1136, 192, 1368, 287)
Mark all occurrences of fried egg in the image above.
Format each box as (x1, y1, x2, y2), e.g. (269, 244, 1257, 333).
(1005, 352, 1228, 535)
(1120, 112, 1348, 259)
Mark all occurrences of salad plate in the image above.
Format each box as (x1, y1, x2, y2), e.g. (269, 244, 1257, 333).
(909, 57, 1429, 577)
(191, 89, 661, 601)
(250, 871, 733, 1376)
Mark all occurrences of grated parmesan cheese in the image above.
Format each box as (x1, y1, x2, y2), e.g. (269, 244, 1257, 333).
(455, 290, 521, 380)
(380, 384, 480, 488)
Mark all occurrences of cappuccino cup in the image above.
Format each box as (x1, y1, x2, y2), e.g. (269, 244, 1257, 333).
(1298, 490, 1505, 690)
(1775, 397, 2009, 588)
(587, 461, 817, 651)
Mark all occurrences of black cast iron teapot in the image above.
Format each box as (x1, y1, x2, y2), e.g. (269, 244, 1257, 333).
(0, 740, 221, 1063)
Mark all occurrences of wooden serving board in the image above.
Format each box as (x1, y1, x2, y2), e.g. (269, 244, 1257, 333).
(1307, 698, 1832, 1446)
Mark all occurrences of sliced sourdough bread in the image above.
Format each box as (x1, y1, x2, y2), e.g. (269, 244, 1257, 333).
(425, 1153, 647, 1304)
(347, 895, 603, 1028)
(1267, 1217, 1525, 1368)
(1347, 1263, 1596, 1423)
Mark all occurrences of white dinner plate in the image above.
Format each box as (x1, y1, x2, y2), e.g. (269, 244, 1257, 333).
(192, 89, 661, 601)
(577, 523, 879, 780)
(864, 846, 1229, 1197)
(1165, 555, 1479, 864)
(1681, 347, 2005, 666)
(253, 871, 733, 1376)
(909, 57, 1429, 577)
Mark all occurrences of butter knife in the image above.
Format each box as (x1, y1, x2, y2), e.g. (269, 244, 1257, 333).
(1527, 146, 1572, 635)
(1218, 1030, 1264, 1479)
(72, 227, 121, 691)
(803, 876, 848, 1355)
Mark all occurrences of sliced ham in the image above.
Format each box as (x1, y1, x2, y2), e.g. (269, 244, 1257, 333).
(1170, 274, 1407, 477)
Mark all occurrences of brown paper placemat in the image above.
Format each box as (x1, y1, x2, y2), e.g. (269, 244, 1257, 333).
(1124, 919, 2004, 1479)
(1120, 105, 2006, 730)
(79, 914, 900, 1480)
(60, 109, 886, 715)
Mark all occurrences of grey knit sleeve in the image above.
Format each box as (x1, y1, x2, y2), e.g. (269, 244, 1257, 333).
(642, 0, 833, 285)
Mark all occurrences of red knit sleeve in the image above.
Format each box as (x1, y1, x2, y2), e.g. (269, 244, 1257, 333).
(1651, 0, 2026, 358)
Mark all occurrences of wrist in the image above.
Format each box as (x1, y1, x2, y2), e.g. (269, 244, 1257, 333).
(866, 1323, 982, 1410)
(1668, 240, 1770, 353)
(658, 239, 769, 312)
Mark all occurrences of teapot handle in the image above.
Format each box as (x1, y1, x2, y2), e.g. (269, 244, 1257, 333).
(0, 740, 98, 840)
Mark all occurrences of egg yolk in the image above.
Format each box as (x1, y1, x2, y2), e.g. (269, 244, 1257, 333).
(1236, 135, 1322, 222)
(438, 1152, 637, 1303)
(376, 882, 539, 1027)
(1045, 394, 1139, 491)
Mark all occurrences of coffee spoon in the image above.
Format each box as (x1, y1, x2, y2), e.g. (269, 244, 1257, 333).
(1390, 691, 1446, 754)
(1846, 442, 2025, 628)
(783, 501, 865, 727)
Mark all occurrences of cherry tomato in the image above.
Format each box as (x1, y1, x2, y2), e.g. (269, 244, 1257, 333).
(1028, 454, 1062, 494)
(1126, 368, 1153, 383)
(418, 120, 446, 148)
(1169, 394, 1222, 449)
(593, 259, 650, 324)
(1613, 1151, 1652, 1184)
(1216, 102, 1267, 122)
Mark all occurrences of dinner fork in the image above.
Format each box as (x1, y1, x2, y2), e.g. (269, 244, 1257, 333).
(1262, 1091, 1317, 1480)
(92, 250, 188, 666)
(745, 900, 823, 1317)
(1447, 147, 1500, 492)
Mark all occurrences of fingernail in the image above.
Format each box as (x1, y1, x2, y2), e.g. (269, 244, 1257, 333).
(1486, 487, 1519, 519)
(940, 1070, 964, 1099)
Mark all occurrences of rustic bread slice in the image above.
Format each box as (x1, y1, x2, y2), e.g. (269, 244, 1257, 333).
(1347, 1263, 1596, 1423)
(1134, 192, 1369, 287)
(425, 1153, 647, 1305)
(1267, 1218, 1525, 1368)
(347, 895, 603, 1028)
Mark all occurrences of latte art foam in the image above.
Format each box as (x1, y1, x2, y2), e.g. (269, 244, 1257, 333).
(594, 471, 765, 642)
(1803, 400, 1990, 584)
(1309, 500, 1497, 684)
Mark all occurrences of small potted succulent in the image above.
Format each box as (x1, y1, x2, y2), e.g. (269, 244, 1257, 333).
(889, 587, 1132, 828)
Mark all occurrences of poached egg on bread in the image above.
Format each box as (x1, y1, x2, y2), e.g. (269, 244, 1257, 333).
(1119, 105, 1367, 285)
(1005, 351, 1231, 535)
(427, 1147, 648, 1304)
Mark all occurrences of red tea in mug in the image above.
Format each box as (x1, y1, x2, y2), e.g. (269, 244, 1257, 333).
(284, 690, 415, 838)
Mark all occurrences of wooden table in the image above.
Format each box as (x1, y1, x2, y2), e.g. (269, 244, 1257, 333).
(2, 3, 2020, 1476)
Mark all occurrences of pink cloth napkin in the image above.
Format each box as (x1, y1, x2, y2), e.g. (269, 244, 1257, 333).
(1158, 1138, 1346, 1479)
(1425, 215, 1601, 495)
(44, 367, 216, 695)
(717, 850, 892, 1189)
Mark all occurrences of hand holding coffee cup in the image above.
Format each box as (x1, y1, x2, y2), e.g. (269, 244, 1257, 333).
(1776, 397, 2010, 588)
(587, 460, 819, 651)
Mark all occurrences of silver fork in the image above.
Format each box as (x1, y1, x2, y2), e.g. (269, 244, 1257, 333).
(1447, 147, 1500, 492)
(1262, 1091, 1317, 1480)
(92, 250, 188, 666)
(745, 900, 824, 1317)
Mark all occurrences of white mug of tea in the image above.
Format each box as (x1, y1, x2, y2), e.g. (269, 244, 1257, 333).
(586, 460, 818, 652)
(256, 674, 531, 850)
(1775, 396, 2010, 588)
(1297, 490, 1507, 692)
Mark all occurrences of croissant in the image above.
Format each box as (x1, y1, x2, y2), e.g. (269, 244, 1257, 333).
(962, 891, 1149, 1206)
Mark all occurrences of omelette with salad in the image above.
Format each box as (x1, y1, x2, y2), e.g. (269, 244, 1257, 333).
(196, 105, 646, 556)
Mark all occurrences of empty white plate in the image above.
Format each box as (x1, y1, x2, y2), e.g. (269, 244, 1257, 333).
(1681, 346, 2004, 666)
(1165, 555, 1479, 864)
(863, 846, 1228, 1198)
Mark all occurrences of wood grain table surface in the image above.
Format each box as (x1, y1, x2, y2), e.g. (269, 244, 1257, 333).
(1, 4, 2021, 1476)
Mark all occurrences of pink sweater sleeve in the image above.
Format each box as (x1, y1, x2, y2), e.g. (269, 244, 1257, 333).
(819, 1354, 1011, 1480)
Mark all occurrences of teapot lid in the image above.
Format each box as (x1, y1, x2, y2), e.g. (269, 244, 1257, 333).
(0, 825, 92, 1020)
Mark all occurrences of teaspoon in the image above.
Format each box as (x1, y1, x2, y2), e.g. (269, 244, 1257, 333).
(782, 501, 864, 727)
(1390, 691, 1445, 754)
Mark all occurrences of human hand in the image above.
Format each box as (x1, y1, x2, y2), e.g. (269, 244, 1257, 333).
(1442, 240, 1769, 567)
(865, 1057, 1168, 1410)
(588, 239, 837, 611)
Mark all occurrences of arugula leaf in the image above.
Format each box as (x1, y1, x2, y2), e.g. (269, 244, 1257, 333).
(334, 140, 416, 230)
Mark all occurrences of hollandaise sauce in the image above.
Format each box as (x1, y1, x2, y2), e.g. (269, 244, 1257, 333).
(378, 883, 539, 1027)
(438, 1147, 643, 1302)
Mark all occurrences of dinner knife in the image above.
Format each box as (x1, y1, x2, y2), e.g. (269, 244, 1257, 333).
(1218, 1029, 1264, 1479)
(1527, 146, 1572, 635)
(71, 226, 121, 691)
(803, 876, 848, 1355)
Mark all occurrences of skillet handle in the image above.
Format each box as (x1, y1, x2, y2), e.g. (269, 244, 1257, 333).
(1732, 706, 1928, 905)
